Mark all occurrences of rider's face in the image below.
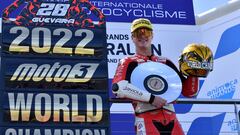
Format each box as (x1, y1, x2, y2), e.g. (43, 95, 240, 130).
(132, 28, 153, 48)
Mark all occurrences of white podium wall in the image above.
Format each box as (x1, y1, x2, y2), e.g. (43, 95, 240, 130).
(109, 9, 240, 135)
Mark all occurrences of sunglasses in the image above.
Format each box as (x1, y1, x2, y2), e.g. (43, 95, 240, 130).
(132, 28, 153, 39)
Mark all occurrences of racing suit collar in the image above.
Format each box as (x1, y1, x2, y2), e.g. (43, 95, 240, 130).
(135, 54, 154, 60)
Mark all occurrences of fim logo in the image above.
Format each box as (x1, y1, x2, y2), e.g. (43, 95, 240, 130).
(10, 62, 99, 83)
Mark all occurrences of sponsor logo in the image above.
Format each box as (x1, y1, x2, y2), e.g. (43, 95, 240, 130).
(107, 43, 161, 56)
(88, 1, 188, 20)
(10, 62, 99, 83)
(207, 79, 238, 99)
(138, 123, 143, 129)
(187, 61, 213, 70)
(123, 87, 143, 96)
(227, 119, 238, 131)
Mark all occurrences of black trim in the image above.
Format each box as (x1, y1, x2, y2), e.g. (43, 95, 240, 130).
(126, 61, 138, 82)
(149, 94, 155, 104)
(165, 59, 185, 82)
(135, 108, 174, 115)
(148, 55, 154, 60)
(112, 83, 119, 92)
(153, 120, 174, 135)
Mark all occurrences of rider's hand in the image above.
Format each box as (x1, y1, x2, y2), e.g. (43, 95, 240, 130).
(151, 96, 167, 108)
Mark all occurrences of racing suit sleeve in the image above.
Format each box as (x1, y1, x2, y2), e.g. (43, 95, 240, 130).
(165, 59, 199, 98)
(112, 58, 155, 104)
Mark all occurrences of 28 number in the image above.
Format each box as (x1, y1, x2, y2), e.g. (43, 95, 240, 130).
(36, 3, 70, 16)
(9, 26, 94, 55)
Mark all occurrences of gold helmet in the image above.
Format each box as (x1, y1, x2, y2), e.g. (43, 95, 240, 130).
(179, 43, 213, 77)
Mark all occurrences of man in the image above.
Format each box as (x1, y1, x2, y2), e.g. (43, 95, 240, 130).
(112, 18, 200, 135)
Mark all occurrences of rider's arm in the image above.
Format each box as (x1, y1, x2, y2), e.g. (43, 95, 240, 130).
(112, 58, 155, 104)
(112, 80, 155, 104)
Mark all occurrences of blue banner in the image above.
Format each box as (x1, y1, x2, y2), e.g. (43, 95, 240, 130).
(1, 0, 110, 134)
(1, 127, 109, 135)
(88, 0, 195, 25)
(2, 24, 106, 59)
(2, 57, 108, 90)
(0, 0, 195, 25)
(2, 92, 109, 124)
